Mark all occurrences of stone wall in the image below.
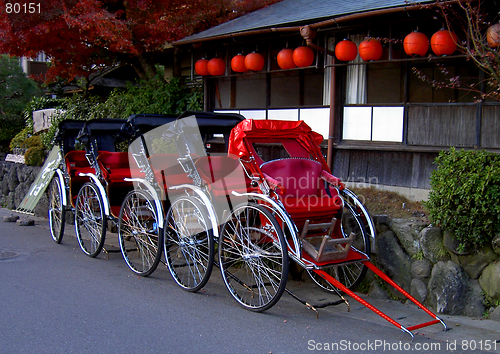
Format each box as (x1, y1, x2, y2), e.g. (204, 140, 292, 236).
(0, 161, 48, 217)
(371, 216, 500, 319)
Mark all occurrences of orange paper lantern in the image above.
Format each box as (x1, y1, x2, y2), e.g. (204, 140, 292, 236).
(194, 59, 209, 76)
(245, 52, 265, 71)
(335, 39, 357, 61)
(359, 38, 383, 61)
(404, 31, 429, 57)
(231, 54, 247, 73)
(293, 46, 315, 67)
(487, 23, 500, 48)
(207, 58, 225, 76)
(277, 48, 296, 69)
(430, 30, 458, 56)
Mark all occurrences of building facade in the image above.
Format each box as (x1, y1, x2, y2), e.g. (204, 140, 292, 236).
(175, 0, 500, 199)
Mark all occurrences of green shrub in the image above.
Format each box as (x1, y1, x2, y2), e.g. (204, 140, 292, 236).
(426, 147, 500, 248)
(21, 135, 43, 149)
(9, 126, 31, 151)
(24, 146, 46, 166)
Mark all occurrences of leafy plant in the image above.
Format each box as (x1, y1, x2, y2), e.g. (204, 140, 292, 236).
(426, 147, 500, 248)
(24, 146, 45, 166)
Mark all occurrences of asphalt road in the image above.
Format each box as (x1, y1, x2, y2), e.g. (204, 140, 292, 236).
(1, 209, 498, 354)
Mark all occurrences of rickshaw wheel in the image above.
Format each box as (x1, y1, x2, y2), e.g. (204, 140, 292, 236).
(118, 190, 163, 277)
(48, 177, 65, 244)
(219, 202, 289, 312)
(164, 195, 214, 292)
(75, 182, 106, 258)
(307, 202, 370, 292)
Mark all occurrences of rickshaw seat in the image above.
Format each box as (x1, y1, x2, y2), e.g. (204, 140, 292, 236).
(97, 151, 141, 183)
(260, 158, 343, 223)
(148, 154, 193, 188)
(195, 156, 252, 197)
(65, 150, 94, 178)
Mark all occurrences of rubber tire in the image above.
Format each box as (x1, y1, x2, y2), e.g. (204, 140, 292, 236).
(164, 195, 214, 292)
(219, 202, 289, 312)
(75, 182, 107, 258)
(118, 189, 163, 277)
(48, 177, 65, 244)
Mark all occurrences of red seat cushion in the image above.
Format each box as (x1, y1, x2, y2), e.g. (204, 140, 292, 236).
(65, 150, 94, 178)
(148, 154, 193, 189)
(260, 158, 342, 226)
(97, 152, 140, 183)
(195, 156, 253, 197)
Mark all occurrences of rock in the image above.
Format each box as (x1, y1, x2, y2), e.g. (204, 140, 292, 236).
(411, 259, 432, 280)
(490, 307, 500, 322)
(388, 218, 427, 257)
(420, 226, 449, 263)
(492, 235, 500, 256)
(7, 165, 19, 192)
(17, 219, 35, 226)
(427, 261, 469, 315)
(375, 230, 412, 299)
(368, 281, 389, 300)
(443, 230, 472, 255)
(411, 278, 427, 303)
(3, 214, 20, 222)
(373, 215, 389, 233)
(479, 261, 500, 302)
(450, 245, 499, 279)
(465, 280, 486, 318)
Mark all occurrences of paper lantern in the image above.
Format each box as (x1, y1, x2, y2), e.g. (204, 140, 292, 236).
(487, 23, 500, 48)
(404, 31, 429, 57)
(277, 48, 296, 69)
(359, 38, 383, 61)
(245, 52, 265, 71)
(231, 54, 247, 73)
(207, 58, 225, 76)
(293, 46, 315, 67)
(194, 59, 209, 76)
(335, 39, 357, 61)
(431, 30, 458, 56)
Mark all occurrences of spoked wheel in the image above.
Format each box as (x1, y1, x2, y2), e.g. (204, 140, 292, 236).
(219, 202, 289, 312)
(118, 190, 162, 277)
(75, 182, 106, 258)
(164, 195, 214, 292)
(308, 202, 370, 292)
(341, 188, 376, 243)
(48, 177, 65, 243)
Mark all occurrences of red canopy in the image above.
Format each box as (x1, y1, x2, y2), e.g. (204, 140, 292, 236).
(228, 119, 325, 160)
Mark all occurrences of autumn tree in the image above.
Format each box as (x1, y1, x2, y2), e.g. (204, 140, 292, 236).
(0, 0, 281, 90)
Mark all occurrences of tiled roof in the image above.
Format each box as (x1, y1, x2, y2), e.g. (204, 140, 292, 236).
(176, 0, 434, 44)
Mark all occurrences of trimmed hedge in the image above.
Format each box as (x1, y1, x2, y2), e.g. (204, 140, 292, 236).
(426, 148, 500, 248)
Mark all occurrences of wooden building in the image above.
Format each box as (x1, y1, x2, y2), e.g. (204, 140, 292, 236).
(174, 0, 500, 200)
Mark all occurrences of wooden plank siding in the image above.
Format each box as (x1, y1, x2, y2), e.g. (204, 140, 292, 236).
(481, 105, 500, 148)
(331, 149, 438, 189)
(407, 105, 477, 147)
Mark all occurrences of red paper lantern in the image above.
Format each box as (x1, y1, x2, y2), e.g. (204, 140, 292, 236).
(207, 58, 225, 76)
(293, 46, 315, 67)
(231, 54, 247, 73)
(359, 38, 383, 61)
(245, 52, 265, 71)
(404, 31, 429, 57)
(277, 48, 296, 69)
(431, 29, 458, 56)
(335, 39, 357, 61)
(487, 23, 500, 48)
(194, 59, 209, 76)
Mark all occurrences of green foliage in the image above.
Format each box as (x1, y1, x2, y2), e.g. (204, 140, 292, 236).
(426, 148, 500, 248)
(0, 55, 40, 144)
(9, 126, 31, 150)
(40, 77, 203, 149)
(21, 135, 43, 149)
(24, 146, 45, 166)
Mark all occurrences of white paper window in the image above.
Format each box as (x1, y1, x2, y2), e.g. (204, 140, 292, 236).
(343, 106, 404, 142)
(343, 107, 372, 140)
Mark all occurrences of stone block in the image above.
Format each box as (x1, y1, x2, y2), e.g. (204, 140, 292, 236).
(388, 218, 427, 257)
(411, 259, 432, 279)
(479, 261, 500, 302)
(420, 225, 449, 264)
(411, 278, 427, 303)
(427, 261, 469, 315)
